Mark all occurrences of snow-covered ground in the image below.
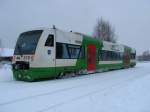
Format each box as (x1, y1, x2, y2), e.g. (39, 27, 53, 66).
(0, 62, 150, 112)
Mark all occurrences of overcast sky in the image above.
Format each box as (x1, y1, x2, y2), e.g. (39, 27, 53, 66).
(0, 0, 150, 55)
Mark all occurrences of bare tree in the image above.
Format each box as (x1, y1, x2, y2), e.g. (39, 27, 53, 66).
(93, 18, 117, 43)
(138, 50, 150, 61)
(143, 50, 149, 56)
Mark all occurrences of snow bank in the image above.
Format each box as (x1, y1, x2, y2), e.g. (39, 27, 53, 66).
(0, 63, 13, 82)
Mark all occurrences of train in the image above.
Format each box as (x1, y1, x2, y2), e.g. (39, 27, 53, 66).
(12, 27, 136, 81)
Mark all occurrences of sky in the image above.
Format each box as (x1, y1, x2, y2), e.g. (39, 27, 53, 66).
(0, 0, 150, 55)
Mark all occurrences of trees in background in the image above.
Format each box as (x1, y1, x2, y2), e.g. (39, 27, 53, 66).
(93, 18, 117, 43)
(138, 50, 150, 61)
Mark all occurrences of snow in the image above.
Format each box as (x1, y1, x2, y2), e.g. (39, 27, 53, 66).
(0, 48, 14, 57)
(0, 62, 150, 112)
(0, 63, 13, 82)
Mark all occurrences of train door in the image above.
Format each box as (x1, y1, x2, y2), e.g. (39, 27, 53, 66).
(87, 44, 96, 72)
(124, 49, 130, 67)
(44, 33, 56, 68)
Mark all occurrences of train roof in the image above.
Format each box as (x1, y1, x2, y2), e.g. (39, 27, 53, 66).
(21, 27, 135, 52)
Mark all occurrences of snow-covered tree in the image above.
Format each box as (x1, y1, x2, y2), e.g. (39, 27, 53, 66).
(93, 18, 117, 43)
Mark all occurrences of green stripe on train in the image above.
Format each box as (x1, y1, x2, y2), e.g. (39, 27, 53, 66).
(13, 62, 124, 82)
(13, 66, 77, 81)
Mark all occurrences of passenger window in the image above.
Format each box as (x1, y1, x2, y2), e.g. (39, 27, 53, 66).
(67, 45, 80, 59)
(45, 35, 54, 47)
(56, 42, 70, 59)
(62, 44, 70, 59)
(56, 43, 63, 58)
(79, 46, 85, 59)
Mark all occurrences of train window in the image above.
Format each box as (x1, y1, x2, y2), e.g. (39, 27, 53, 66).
(62, 44, 70, 58)
(131, 54, 133, 59)
(107, 51, 111, 61)
(118, 53, 120, 60)
(67, 45, 80, 59)
(99, 50, 125, 61)
(120, 53, 123, 60)
(103, 51, 107, 61)
(134, 54, 135, 59)
(110, 51, 112, 60)
(98, 49, 101, 61)
(56, 43, 70, 59)
(112, 52, 115, 60)
(115, 52, 117, 60)
(117, 52, 119, 60)
(130, 53, 136, 59)
(102, 50, 106, 61)
(99, 50, 122, 61)
(115, 52, 118, 60)
(56, 43, 63, 58)
(45, 35, 54, 47)
(79, 46, 85, 59)
(109, 51, 112, 61)
(14, 30, 42, 55)
(100, 50, 123, 61)
(101, 50, 104, 60)
(56, 43, 83, 59)
(99, 50, 102, 60)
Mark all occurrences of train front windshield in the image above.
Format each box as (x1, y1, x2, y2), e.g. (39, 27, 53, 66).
(14, 30, 43, 55)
